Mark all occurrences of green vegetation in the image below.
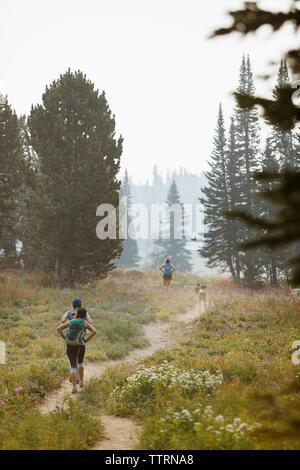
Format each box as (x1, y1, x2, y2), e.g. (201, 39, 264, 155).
(0, 398, 102, 450)
(211, 2, 300, 287)
(24, 70, 123, 286)
(2, 270, 299, 450)
(0, 268, 196, 449)
(83, 278, 300, 450)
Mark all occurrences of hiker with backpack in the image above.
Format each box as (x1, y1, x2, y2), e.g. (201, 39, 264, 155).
(61, 297, 93, 384)
(159, 257, 176, 289)
(57, 307, 96, 394)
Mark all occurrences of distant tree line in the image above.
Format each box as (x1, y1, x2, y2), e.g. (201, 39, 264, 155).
(114, 169, 140, 268)
(152, 179, 193, 272)
(118, 170, 194, 272)
(130, 165, 205, 210)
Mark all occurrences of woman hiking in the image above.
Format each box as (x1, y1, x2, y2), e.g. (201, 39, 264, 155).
(159, 257, 176, 289)
(61, 297, 93, 384)
(57, 307, 96, 394)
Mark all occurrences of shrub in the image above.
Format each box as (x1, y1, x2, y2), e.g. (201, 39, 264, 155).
(142, 404, 259, 450)
(109, 362, 223, 414)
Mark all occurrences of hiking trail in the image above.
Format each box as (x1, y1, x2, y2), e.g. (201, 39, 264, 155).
(39, 299, 206, 450)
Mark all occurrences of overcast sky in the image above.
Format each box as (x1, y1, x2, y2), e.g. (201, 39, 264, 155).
(0, 0, 297, 184)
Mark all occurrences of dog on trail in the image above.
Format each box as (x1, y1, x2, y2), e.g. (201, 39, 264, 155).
(291, 288, 300, 297)
(195, 283, 207, 303)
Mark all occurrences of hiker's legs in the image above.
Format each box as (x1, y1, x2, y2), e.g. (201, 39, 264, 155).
(78, 345, 86, 382)
(69, 361, 80, 383)
(166, 275, 172, 289)
(163, 275, 172, 290)
(76, 361, 80, 382)
(66, 345, 80, 390)
(70, 370, 77, 387)
(78, 365, 84, 381)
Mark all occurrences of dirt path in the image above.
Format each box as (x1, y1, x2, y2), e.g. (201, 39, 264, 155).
(39, 299, 206, 450)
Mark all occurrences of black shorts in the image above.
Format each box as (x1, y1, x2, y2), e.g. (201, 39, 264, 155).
(66, 344, 86, 369)
(163, 274, 172, 280)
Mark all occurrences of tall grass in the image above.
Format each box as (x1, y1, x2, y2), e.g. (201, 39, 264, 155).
(0, 267, 198, 449)
(82, 279, 300, 450)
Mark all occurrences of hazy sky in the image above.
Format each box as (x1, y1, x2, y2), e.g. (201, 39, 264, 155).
(0, 0, 297, 183)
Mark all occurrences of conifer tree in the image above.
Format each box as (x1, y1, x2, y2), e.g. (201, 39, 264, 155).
(211, 3, 300, 289)
(26, 70, 123, 286)
(156, 180, 192, 272)
(234, 55, 263, 286)
(294, 132, 300, 168)
(225, 116, 244, 281)
(258, 139, 283, 286)
(271, 60, 296, 169)
(235, 55, 260, 212)
(151, 165, 166, 204)
(200, 104, 239, 280)
(116, 170, 140, 267)
(0, 96, 26, 267)
(17, 115, 42, 271)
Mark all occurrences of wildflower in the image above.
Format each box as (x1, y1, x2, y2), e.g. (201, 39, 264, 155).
(215, 415, 224, 423)
(225, 424, 234, 432)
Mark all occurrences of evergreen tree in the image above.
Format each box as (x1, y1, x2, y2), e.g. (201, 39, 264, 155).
(235, 55, 260, 211)
(16, 115, 42, 271)
(267, 61, 300, 281)
(155, 180, 192, 272)
(0, 96, 26, 267)
(200, 104, 239, 280)
(151, 165, 166, 204)
(258, 139, 283, 286)
(116, 170, 140, 267)
(148, 245, 164, 269)
(294, 132, 300, 168)
(271, 60, 296, 169)
(234, 55, 263, 286)
(25, 70, 123, 286)
(226, 115, 244, 281)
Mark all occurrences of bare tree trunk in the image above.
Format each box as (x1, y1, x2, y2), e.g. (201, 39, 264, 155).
(235, 253, 241, 284)
(55, 257, 59, 283)
(2, 238, 18, 267)
(270, 255, 278, 288)
(55, 254, 73, 288)
(228, 258, 237, 283)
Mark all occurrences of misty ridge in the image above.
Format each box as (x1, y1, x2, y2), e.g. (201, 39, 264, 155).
(130, 165, 206, 208)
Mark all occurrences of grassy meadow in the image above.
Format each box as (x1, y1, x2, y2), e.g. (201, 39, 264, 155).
(1, 269, 300, 449)
(0, 268, 196, 449)
(81, 278, 300, 450)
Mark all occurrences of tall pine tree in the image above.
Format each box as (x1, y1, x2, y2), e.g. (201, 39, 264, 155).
(271, 60, 296, 169)
(258, 138, 284, 286)
(225, 115, 244, 281)
(26, 70, 123, 286)
(234, 55, 263, 286)
(0, 96, 26, 267)
(116, 170, 140, 267)
(155, 180, 192, 272)
(200, 104, 239, 280)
